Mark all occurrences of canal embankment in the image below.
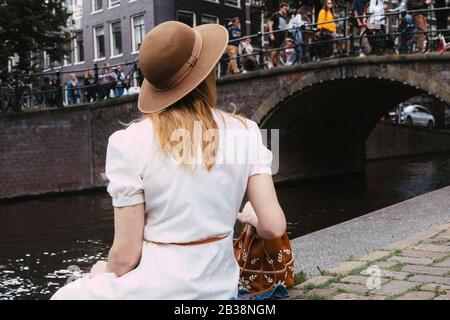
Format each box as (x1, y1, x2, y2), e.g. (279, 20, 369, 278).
(1, 95, 450, 200)
(366, 121, 450, 160)
(291, 185, 450, 277)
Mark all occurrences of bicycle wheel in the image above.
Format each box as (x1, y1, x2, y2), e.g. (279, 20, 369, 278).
(395, 27, 429, 54)
(33, 89, 46, 107)
(20, 88, 43, 110)
(359, 29, 373, 55)
(394, 32, 411, 54)
(419, 27, 429, 52)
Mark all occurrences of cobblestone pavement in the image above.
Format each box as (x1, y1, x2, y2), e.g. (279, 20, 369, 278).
(287, 221, 450, 300)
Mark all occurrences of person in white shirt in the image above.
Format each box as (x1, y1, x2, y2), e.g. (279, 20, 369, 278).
(366, 0, 386, 29)
(290, 6, 309, 63)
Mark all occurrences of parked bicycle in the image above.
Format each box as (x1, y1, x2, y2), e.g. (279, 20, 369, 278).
(0, 84, 17, 112)
(0, 70, 46, 112)
(311, 28, 335, 59)
(358, 22, 396, 55)
(19, 83, 46, 110)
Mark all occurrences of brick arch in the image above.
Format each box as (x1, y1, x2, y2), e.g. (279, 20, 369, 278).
(252, 63, 450, 126)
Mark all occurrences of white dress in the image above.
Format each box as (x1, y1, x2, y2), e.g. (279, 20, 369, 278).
(50, 109, 273, 300)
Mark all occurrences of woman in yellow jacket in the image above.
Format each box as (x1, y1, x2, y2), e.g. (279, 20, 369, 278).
(317, 0, 340, 56)
(318, 0, 337, 34)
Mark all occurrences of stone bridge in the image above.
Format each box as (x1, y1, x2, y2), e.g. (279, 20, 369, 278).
(217, 53, 450, 181)
(1, 54, 450, 199)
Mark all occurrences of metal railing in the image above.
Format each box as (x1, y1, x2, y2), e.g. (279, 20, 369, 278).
(1, 6, 449, 113)
(220, 6, 450, 68)
(0, 60, 143, 113)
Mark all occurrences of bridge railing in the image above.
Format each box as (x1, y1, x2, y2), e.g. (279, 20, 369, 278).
(219, 6, 450, 72)
(0, 60, 143, 113)
(1, 6, 449, 113)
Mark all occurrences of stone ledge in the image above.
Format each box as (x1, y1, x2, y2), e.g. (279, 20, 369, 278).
(289, 220, 450, 300)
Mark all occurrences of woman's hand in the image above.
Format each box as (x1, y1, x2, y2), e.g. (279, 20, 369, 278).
(89, 261, 108, 279)
(237, 201, 259, 227)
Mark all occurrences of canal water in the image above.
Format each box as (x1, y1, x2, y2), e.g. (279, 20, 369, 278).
(0, 152, 449, 299)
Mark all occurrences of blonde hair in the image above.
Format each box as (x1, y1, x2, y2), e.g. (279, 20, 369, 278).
(69, 73, 78, 82)
(141, 70, 248, 171)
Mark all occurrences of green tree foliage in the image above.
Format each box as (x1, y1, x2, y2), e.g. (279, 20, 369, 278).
(0, 0, 71, 71)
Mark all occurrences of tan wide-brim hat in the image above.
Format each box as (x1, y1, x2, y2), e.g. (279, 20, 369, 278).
(138, 21, 229, 114)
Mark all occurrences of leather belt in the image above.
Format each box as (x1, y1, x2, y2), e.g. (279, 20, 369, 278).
(144, 234, 228, 246)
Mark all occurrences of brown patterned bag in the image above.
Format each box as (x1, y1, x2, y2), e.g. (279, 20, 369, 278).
(233, 224, 295, 296)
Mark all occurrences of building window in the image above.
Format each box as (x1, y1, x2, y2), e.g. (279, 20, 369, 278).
(108, 0, 120, 8)
(43, 51, 50, 69)
(63, 0, 73, 13)
(94, 26, 105, 60)
(92, 0, 102, 12)
(201, 14, 219, 25)
(131, 14, 145, 53)
(224, 0, 241, 8)
(75, 31, 84, 63)
(64, 39, 74, 65)
(177, 11, 196, 27)
(110, 21, 123, 57)
(53, 59, 62, 69)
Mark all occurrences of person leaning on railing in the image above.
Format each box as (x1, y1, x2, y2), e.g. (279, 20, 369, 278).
(240, 38, 258, 72)
(317, 0, 339, 56)
(318, 0, 337, 33)
(41, 77, 57, 108)
(407, 0, 432, 52)
(114, 66, 127, 97)
(66, 73, 81, 106)
(268, 2, 289, 68)
(226, 17, 242, 75)
(99, 63, 117, 99)
(84, 70, 98, 103)
(291, 6, 309, 63)
(351, 0, 369, 55)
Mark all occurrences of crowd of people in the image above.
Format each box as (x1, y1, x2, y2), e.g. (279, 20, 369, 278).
(0, 63, 139, 111)
(64, 63, 131, 106)
(224, 0, 440, 74)
(2, 1, 444, 111)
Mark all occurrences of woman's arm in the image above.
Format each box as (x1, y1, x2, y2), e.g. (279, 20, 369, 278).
(106, 203, 145, 277)
(245, 174, 286, 239)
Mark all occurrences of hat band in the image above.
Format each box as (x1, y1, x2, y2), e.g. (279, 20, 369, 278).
(152, 30, 203, 91)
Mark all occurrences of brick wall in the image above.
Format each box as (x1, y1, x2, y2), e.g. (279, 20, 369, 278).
(0, 96, 141, 200)
(90, 99, 141, 186)
(2, 55, 450, 199)
(366, 122, 450, 160)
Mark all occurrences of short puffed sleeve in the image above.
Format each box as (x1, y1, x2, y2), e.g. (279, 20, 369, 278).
(105, 130, 145, 207)
(248, 120, 273, 177)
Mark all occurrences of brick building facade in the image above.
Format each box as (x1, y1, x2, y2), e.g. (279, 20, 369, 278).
(42, 0, 247, 79)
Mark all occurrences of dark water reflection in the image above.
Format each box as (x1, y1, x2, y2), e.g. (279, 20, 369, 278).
(0, 153, 449, 299)
(281, 153, 450, 236)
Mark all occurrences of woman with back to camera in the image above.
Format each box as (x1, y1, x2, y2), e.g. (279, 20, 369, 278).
(51, 21, 286, 300)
